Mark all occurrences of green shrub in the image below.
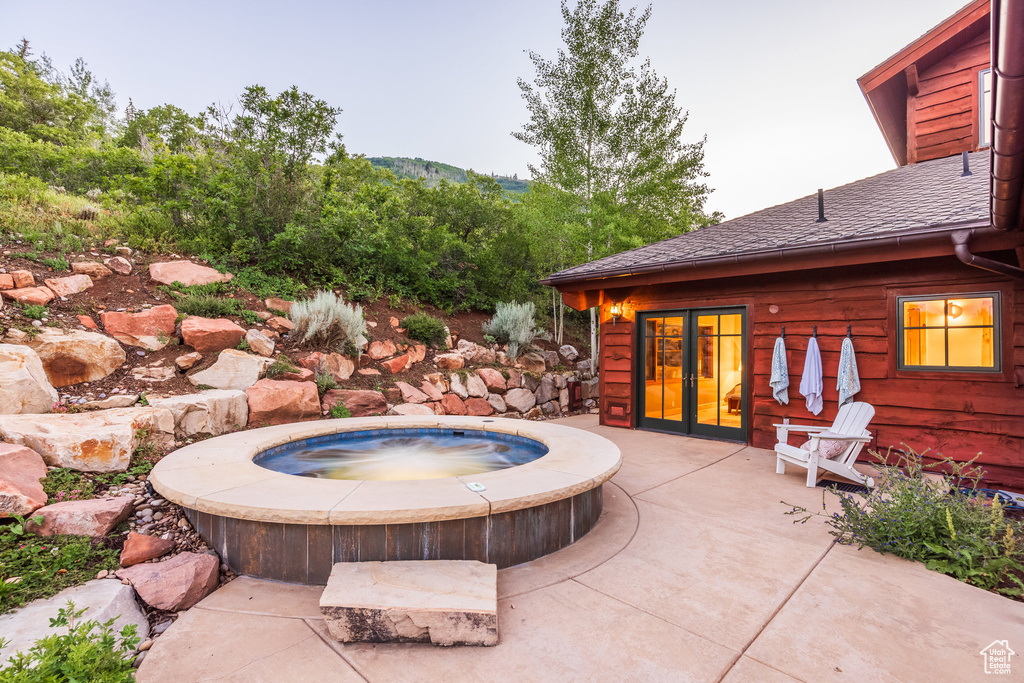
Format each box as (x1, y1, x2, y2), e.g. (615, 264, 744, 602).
(329, 404, 351, 419)
(786, 447, 1024, 596)
(482, 301, 536, 360)
(40, 257, 69, 272)
(290, 291, 367, 354)
(314, 371, 338, 397)
(265, 355, 300, 378)
(236, 338, 250, 351)
(0, 517, 119, 614)
(175, 294, 245, 319)
(0, 602, 139, 681)
(401, 313, 448, 347)
(20, 304, 47, 320)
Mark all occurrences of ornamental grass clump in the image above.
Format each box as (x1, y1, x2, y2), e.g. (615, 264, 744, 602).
(785, 446, 1024, 597)
(289, 291, 367, 356)
(482, 301, 536, 361)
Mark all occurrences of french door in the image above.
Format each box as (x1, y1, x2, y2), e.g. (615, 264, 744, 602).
(637, 307, 747, 440)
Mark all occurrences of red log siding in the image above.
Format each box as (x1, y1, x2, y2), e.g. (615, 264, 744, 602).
(597, 255, 1024, 489)
(910, 29, 989, 162)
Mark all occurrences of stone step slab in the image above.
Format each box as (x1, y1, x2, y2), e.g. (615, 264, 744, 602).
(148, 390, 248, 437)
(188, 349, 271, 390)
(101, 304, 178, 350)
(44, 274, 93, 297)
(149, 261, 233, 287)
(27, 496, 134, 536)
(0, 443, 48, 518)
(0, 344, 59, 414)
(19, 328, 126, 386)
(319, 560, 498, 647)
(0, 579, 149, 664)
(0, 407, 174, 472)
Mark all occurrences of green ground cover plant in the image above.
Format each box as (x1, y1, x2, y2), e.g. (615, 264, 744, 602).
(400, 312, 448, 347)
(19, 304, 46, 320)
(786, 447, 1024, 596)
(329, 404, 352, 419)
(0, 602, 139, 681)
(265, 355, 300, 378)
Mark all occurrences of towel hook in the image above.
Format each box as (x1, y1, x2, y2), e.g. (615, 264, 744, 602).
(812, 325, 817, 338)
(846, 324, 852, 338)
(780, 326, 785, 338)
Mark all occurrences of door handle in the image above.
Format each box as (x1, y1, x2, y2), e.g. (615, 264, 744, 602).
(688, 374, 695, 388)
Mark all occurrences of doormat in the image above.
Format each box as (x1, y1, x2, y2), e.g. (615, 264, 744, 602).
(817, 480, 870, 494)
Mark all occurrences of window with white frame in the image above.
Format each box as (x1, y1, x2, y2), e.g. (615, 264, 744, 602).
(979, 68, 992, 148)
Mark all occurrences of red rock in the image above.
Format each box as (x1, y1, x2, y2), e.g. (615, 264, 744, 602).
(264, 297, 293, 314)
(298, 353, 323, 372)
(116, 552, 219, 611)
(390, 317, 400, 327)
(382, 354, 411, 374)
(321, 389, 387, 417)
(181, 316, 245, 354)
(395, 381, 430, 404)
(0, 444, 47, 518)
(175, 352, 203, 370)
(358, 368, 381, 376)
(277, 367, 314, 382)
(434, 353, 465, 370)
(0, 274, 12, 290)
(104, 256, 132, 275)
(408, 344, 426, 363)
(368, 340, 397, 360)
(43, 274, 93, 297)
(245, 379, 320, 426)
(267, 316, 294, 333)
(419, 381, 444, 401)
(71, 262, 112, 278)
(3, 286, 55, 306)
(149, 261, 233, 287)
(476, 368, 507, 393)
(11, 270, 33, 288)
(440, 394, 467, 415)
(101, 305, 177, 350)
(507, 369, 523, 389)
(120, 532, 175, 567)
(77, 315, 98, 329)
(27, 497, 134, 537)
(465, 398, 494, 416)
(299, 352, 353, 381)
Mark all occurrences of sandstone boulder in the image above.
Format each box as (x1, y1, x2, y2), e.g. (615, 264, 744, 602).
(542, 351, 559, 370)
(116, 552, 219, 611)
(131, 364, 175, 382)
(516, 351, 547, 374)
(120, 532, 175, 568)
(278, 367, 314, 382)
(465, 398, 493, 416)
(245, 329, 275, 357)
(2, 286, 54, 306)
(83, 394, 139, 410)
(0, 580, 148, 664)
(43, 274, 93, 297)
(175, 352, 202, 371)
(71, 262, 112, 278)
(11, 271, 34, 288)
(264, 297, 293, 314)
(181, 316, 245, 354)
(390, 403, 434, 416)
(466, 374, 488, 399)
(507, 369, 523, 389)
(395, 381, 430, 404)
(476, 368, 506, 394)
(101, 305, 177, 350)
(149, 261, 232, 287)
(77, 315, 97, 329)
(266, 316, 294, 334)
(0, 274, 11, 289)
(457, 339, 496, 364)
(188, 349, 271, 390)
(322, 389, 387, 417)
(419, 381, 444, 402)
(0, 344, 59, 414)
(486, 393, 507, 414)
(559, 387, 570, 410)
(246, 379, 320, 426)
(27, 496, 134, 536)
(408, 344, 427, 363)
(0, 407, 174, 472)
(581, 377, 599, 399)
(504, 388, 537, 413)
(434, 353, 464, 370)
(0, 444, 47, 518)
(103, 256, 132, 275)
(20, 328, 125, 386)
(149, 390, 248, 436)
(299, 352, 354, 381)
(449, 373, 469, 399)
(536, 375, 558, 404)
(382, 354, 411, 373)
(440, 394, 467, 415)
(368, 340, 397, 360)
(559, 344, 579, 362)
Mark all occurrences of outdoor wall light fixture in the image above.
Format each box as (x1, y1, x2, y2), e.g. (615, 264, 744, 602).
(609, 302, 623, 323)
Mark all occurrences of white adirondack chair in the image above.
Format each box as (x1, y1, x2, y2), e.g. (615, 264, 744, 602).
(774, 402, 876, 488)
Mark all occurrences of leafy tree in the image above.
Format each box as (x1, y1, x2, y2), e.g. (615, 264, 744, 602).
(514, 0, 716, 360)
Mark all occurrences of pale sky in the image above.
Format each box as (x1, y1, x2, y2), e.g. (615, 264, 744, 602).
(2, 0, 972, 220)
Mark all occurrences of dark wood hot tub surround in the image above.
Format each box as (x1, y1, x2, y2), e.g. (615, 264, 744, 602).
(185, 487, 603, 584)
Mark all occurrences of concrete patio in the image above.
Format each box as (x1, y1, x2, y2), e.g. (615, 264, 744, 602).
(136, 414, 1024, 682)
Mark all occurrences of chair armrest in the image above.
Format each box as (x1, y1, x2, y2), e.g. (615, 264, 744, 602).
(815, 432, 871, 443)
(772, 424, 829, 433)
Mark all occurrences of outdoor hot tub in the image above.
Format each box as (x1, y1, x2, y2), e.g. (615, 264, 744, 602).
(149, 416, 621, 584)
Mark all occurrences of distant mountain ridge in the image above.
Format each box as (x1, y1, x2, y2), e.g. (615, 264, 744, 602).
(368, 156, 530, 193)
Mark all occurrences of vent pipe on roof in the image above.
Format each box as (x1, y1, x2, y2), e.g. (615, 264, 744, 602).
(816, 188, 827, 223)
(961, 150, 972, 177)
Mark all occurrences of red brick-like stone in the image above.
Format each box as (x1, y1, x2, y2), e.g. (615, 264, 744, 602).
(246, 379, 320, 426)
(395, 381, 430, 404)
(476, 368, 507, 394)
(181, 316, 245, 354)
(0, 274, 13, 290)
(120, 531, 175, 568)
(440, 394, 467, 415)
(322, 389, 387, 417)
(2, 286, 54, 306)
(382, 354, 411, 373)
(465, 398, 494, 416)
(11, 270, 34, 288)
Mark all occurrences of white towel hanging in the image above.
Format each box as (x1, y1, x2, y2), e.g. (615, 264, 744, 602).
(837, 336, 861, 406)
(770, 337, 789, 405)
(799, 337, 823, 416)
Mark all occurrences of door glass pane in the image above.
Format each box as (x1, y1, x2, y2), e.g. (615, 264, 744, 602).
(697, 333, 719, 425)
(720, 336, 743, 428)
(720, 313, 743, 336)
(664, 317, 684, 337)
(644, 334, 662, 419)
(646, 319, 660, 337)
(664, 337, 684, 421)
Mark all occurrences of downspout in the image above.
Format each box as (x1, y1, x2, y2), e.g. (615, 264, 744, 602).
(990, 0, 1024, 231)
(951, 228, 1024, 278)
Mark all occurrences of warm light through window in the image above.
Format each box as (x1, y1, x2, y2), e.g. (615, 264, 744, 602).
(900, 294, 998, 371)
